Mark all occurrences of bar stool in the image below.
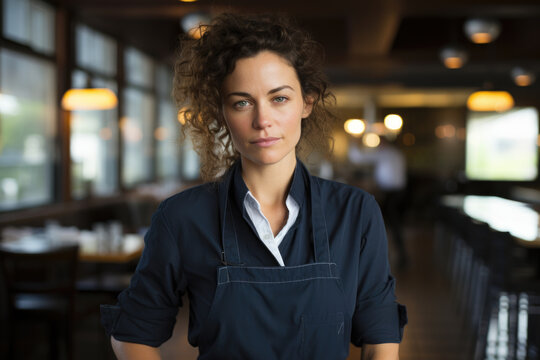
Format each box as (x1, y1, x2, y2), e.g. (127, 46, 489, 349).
(0, 243, 79, 360)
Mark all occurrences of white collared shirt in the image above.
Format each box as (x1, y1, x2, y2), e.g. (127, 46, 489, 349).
(243, 191, 299, 266)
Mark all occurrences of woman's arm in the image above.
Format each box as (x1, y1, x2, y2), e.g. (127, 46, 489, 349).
(111, 336, 161, 360)
(361, 343, 399, 360)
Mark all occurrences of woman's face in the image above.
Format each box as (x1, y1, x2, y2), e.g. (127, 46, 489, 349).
(221, 51, 312, 168)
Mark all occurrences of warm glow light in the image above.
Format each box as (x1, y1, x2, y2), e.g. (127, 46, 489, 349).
(435, 124, 456, 139)
(61, 88, 118, 110)
(403, 133, 415, 146)
(384, 114, 403, 130)
(154, 127, 169, 141)
(515, 75, 533, 87)
(440, 46, 468, 69)
(120, 117, 143, 143)
(363, 133, 380, 148)
(179, 0, 198, 2)
(471, 33, 492, 44)
(512, 68, 536, 87)
(444, 57, 464, 69)
(467, 91, 514, 112)
(99, 127, 112, 140)
(344, 119, 366, 136)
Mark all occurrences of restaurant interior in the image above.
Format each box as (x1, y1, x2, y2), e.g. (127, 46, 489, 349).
(1, 0, 540, 359)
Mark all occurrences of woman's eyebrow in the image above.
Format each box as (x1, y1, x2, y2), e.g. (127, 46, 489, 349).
(268, 85, 294, 94)
(225, 85, 294, 98)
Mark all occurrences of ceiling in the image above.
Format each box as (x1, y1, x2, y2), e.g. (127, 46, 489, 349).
(59, 0, 540, 107)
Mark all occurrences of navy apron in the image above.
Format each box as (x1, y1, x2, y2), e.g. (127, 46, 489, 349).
(197, 164, 351, 360)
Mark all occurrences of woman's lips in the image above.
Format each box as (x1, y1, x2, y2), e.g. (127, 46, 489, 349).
(250, 137, 280, 147)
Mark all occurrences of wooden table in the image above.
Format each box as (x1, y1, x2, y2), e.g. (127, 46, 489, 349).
(441, 194, 540, 248)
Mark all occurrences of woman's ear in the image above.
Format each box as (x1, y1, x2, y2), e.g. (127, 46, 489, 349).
(302, 95, 314, 118)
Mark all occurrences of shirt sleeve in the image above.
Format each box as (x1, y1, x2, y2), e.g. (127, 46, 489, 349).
(100, 203, 187, 347)
(351, 195, 407, 346)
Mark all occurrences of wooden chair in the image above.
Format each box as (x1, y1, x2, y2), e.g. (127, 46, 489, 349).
(0, 243, 79, 360)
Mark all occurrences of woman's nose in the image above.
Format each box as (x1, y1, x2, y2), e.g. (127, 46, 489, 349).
(252, 104, 271, 129)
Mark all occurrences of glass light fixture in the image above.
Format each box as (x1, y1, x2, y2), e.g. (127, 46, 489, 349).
(61, 88, 117, 110)
(344, 119, 366, 136)
(511, 67, 536, 87)
(467, 91, 514, 112)
(464, 18, 501, 44)
(440, 46, 468, 69)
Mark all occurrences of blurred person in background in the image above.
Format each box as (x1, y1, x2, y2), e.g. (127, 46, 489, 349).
(101, 13, 406, 360)
(349, 136, 409, 269)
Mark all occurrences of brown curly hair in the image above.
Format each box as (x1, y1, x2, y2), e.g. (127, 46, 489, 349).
(173, 13, 335, 181)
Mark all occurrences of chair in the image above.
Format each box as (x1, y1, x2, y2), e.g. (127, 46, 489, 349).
(0, 243, 79, 360)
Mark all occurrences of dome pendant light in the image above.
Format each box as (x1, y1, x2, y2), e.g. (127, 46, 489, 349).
(464, 18, 501, 44)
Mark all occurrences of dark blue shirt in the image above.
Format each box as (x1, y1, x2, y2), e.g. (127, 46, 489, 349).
(101, 161, 406, 348)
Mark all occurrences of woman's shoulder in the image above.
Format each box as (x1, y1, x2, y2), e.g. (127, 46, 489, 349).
(158, 182, 219, 218)
(314, 175, 376, 205)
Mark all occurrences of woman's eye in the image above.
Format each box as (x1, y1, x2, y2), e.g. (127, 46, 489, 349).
(234, 100, 250, 108)
(274, 96, 288, 103)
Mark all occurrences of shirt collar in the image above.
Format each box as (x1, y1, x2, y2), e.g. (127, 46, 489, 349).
(232, 159, 307, 216)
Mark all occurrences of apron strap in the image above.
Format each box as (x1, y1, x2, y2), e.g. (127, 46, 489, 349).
(305, 166, 331, 263)
(218, 165, 243, 266)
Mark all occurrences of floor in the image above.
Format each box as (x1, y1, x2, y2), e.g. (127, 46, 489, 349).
(3, 220, 472, 359)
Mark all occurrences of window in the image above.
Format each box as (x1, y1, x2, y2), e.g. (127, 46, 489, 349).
(2, 0, 55, 54)
(155, 65, 181, 181)
(122, 47, 155, 188)
(71, 25, 118, 199)
(0, 49, 56, 210)
(122, 88, 155, 187)
(75, 24, 116, 76)
(466, 107, 539, 181)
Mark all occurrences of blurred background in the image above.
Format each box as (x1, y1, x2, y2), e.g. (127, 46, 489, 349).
(1, 0, 540, 359)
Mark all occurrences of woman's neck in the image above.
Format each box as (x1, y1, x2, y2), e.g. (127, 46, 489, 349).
(240, 156, 296, 208)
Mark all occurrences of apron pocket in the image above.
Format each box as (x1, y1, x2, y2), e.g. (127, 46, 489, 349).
(300, 312, 349, 360)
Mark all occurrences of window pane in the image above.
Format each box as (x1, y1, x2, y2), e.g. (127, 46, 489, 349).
(156, 100, 180, 180)
(0, 49, 56, 210)
(122, 88, 155, 187)
(70, 70, 118, 199)
(156, 64, 172, 98)
(75, 24, 116, 76)
(125, 47, 154, 88)
(2, 0, 55, 55)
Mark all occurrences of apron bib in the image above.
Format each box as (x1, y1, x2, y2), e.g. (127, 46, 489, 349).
(198, 164, 351, 360)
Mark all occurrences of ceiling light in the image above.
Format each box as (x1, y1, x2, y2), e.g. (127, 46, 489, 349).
(467, 91, 514, 112)
(440, 46, 468, 69)
(464, 18, 501, 44)
(511, 67, 536, 87)
(344, 119, 366, 136)
(61, 88, 118, 110)
(384, 114, 403, 131)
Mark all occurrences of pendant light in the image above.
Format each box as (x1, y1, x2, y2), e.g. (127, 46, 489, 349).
(61, 74, 117, 111)
(440, 46, 468, 69)
(467, 91, 514, 112)
(61, 88, 117, 111)
(464, 18, 501, 44)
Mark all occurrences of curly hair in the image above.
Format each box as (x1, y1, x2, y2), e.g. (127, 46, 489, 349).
(173, 13, 335, 181)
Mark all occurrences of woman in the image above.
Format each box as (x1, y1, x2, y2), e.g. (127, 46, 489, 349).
(101, 13, 406, 360)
